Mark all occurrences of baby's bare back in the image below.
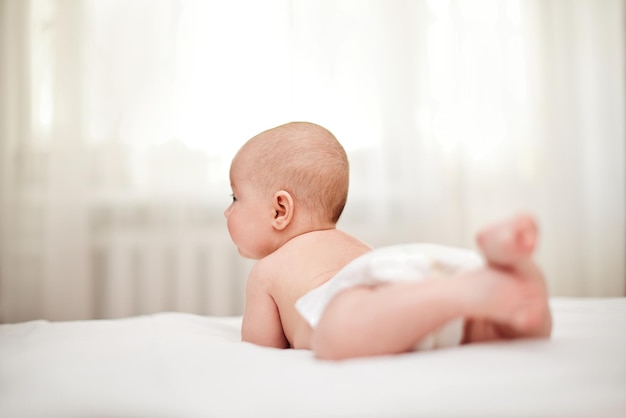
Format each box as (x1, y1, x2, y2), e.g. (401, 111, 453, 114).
(265, 229, 371, 349)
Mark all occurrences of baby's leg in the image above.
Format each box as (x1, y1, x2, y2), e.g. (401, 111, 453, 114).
(464, 214, 552, 342)
(312, 278, 476, 360)
(312, 214, 551, 360)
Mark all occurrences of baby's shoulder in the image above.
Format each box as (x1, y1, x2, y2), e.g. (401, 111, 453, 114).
(248, 243, 305, 284)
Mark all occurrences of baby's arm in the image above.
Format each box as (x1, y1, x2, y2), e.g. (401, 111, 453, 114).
(241, 268, 289, 349)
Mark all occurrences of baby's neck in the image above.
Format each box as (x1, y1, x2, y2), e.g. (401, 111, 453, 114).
(277, 221, 337, 249)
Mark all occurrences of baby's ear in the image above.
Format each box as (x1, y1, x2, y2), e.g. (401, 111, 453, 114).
(272, 190, 294, 231)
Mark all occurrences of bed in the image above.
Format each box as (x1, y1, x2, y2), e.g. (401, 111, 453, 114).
(1, 298, 625, 418)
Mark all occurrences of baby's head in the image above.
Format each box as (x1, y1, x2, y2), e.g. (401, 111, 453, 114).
(231, 121, 349, 226)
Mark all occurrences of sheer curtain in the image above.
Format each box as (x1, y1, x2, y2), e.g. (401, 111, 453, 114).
(1, 0, 624, 323)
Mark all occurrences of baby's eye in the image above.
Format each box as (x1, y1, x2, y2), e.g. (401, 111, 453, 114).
(230, 194, 237, 203)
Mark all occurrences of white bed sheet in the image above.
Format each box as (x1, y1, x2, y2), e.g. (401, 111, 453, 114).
(1, 298, 625, 418)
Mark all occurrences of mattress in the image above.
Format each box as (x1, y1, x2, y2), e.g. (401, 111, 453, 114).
(1, 298, 625, 417)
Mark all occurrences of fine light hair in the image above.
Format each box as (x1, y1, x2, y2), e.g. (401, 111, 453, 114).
(240, 122, 349, 224)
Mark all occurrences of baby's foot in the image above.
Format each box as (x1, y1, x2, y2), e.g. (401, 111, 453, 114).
(476, 213, 538, 267)
(471, 214, 551, 337)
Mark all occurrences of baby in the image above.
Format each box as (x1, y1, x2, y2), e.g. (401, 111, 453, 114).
(224, 121, 552, 360)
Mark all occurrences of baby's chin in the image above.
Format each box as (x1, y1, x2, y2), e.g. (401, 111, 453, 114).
(237, 247, 261, 260)
(237, 245, 278, 260)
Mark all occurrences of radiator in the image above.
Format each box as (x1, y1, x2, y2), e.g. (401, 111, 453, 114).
(91, 219, 250, 319)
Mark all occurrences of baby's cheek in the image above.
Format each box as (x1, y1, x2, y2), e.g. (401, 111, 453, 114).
(226, 218, 241, 242)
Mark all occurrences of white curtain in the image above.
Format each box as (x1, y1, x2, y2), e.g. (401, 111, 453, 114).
(1, 0, 624, 323)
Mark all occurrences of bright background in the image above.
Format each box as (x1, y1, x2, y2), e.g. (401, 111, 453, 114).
(1, 0, 624, 322)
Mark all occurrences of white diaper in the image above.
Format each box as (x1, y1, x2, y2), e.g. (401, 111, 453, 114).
(295, 243, 484, 350)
